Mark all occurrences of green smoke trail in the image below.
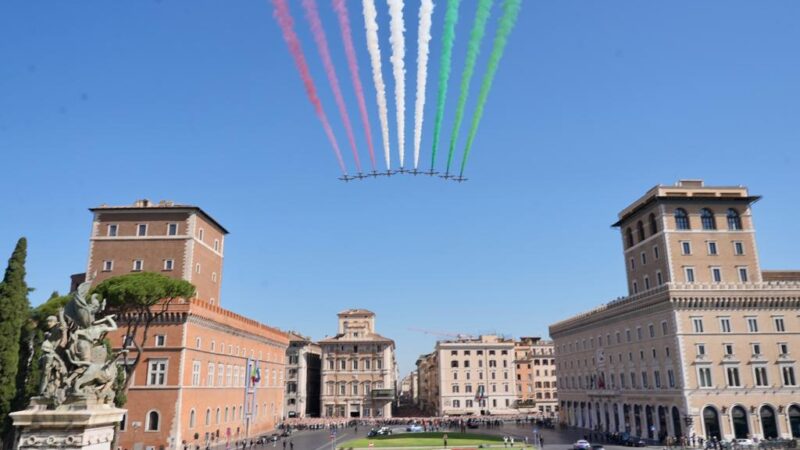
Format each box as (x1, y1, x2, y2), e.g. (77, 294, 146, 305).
(429, 0, 460, 172)
(445, 0, 493, 175)
(459, 0, 521, 177)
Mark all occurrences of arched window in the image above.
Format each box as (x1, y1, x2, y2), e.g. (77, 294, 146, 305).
(626, 228, 634, 248)
(189, 409, 196, 428)
(727, 208, 742, 230)
(637, 221, 645, 242)
(674, 209, 690, 230)
(700, 208, 716, 230)
(649, 214, 658, 235)
(215, 408, 220, 424)
(205, 409, 211, 426)
(146, 410, 160, 431)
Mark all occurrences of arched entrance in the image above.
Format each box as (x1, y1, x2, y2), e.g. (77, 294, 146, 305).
(604, 404, 610, 432)
(658, 406, 668, 440)
(731, 406, 749, 439)
(646, 406, 654, 439)
(613, 404, 620, 432)
(760, 406, 778, 439)
(671, 407, 683, 438)
(634, 405, 642, 436)
(703, 407, 721, 440)
(789, 405, 800, 438)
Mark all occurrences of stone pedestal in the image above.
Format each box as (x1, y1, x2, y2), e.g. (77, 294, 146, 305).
(10, 399, 126, 450)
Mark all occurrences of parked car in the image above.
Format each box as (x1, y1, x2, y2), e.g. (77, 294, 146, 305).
(467, 420, 480, 429)
(622, 436, 646, 447)
(734, 439, 755, 447)
(591, 444, 606, 450)
(367, 427, 393, 437)
(406, 424, 423, 432)
(573, 440, 592, 450)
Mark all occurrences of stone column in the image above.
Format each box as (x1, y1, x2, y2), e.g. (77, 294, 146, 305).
(11, 400, 126, 450)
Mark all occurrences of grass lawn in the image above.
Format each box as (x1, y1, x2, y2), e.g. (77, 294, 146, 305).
(339, 432, 531, 449)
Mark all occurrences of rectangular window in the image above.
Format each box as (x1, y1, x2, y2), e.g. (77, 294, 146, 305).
(724, 343, 734, 356)
(198, 228, 204, 241)
(733, 241, 745, 255)
(633, 281, 638, 294)
(774, 317, 786, 332)
(207, 363, 215, 386)
(656, 271, 663, 285)
(214, 239, 220, 251)
(707, 241, 718, 255)
(779, 343, 789, 355)
(644, 276, 651, 290)
(653, 246, 659, 260)
(192, 361, 201, 386)
(681, 241, 692, 255)
(782, 366, 797, 386)
(102, 260, 113, 272)
(654, 370, 661, 388)
(630, 258, 635, 270)
(641, 371, 648, 388)
(163, 259, 174, 271)
(692, 318, 704, 333)
(147, 359, 167, 385)
(754, 366, 769, 387)
(661, 321, 668, 335)
(752, 343, 762, 356)
(648, 324, 655, 338)
(167, 223, 178, 236)
(696, 343, 706, 356)
(641, 252, 647, 265)
(685, 267, 695, 283)
(107, 224, 118, 237)
(668, 369, 676, 388)
(132, 260, 143, 272)
(698, 367, 713, 388)
(726, 367, 741, 387)
(137, 224, 148, 236)
(637, 327, 643, 340)
(154, 335, 166, 347)
(738, 267, 749, 282)
(720, 318, 732, 333)
(747, 317, 759, 333)
(626, 330, 631, 342)
(711, 267, 722, 283)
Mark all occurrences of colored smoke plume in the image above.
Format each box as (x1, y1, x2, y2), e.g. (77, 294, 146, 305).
(413, 0, 434, 169)
(302, 0, 361, 172)
(429, 0, 460, 170)
(332, 0, 377, 171)
(460, 0, 521, 176)
(445, 0, 492, 174)
(387, 0, 407, 167)
(362, 0, 392, 169)
(272, 0, 347, 174)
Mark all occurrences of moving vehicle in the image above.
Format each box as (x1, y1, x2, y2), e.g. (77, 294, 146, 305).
(622, 436, 646, 447)
(367, 427, 393, 437)
(591, 444, 606, 450)
(573, 440, 592, 450)
(406, 424, 423, 432)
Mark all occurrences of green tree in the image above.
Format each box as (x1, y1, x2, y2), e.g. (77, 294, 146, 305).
(0, 239, 30, 442)
(11, 292, 71, 415)
(91, 272, 195, 390)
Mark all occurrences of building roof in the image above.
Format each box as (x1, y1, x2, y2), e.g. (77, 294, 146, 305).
(337, 308, 375, 316)
(612, 180, 760, 227)
(90, 199, 229, 234)
(318, 331, 394, 344)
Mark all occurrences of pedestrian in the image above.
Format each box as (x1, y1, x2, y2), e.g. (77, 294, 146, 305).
(282, 440, 286, 450)
(504, 436, 509, 447)
(443, 433, 448, 449)
(541, 436, 545, 448)
(510, 436, 515, 447)
(289, 442, 294, 450)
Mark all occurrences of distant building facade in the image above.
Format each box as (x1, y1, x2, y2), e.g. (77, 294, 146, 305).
(319, 310, 397, 418)
(285, 332, 321, 418)
(550, 180, 800, 441)
(514, 337, 557, 416)
(416, 335, 519, 416)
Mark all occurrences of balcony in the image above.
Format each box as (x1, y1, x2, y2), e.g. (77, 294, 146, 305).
(370, 389, 395, 401)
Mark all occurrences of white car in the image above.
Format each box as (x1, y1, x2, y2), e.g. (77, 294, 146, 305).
(734, 439, 755, 447)
(406, 424, 423, 432)
(574, 440, 592, 450)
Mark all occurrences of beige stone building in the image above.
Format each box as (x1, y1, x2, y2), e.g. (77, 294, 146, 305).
(418, 335, 519, 416)
(416, 352, 439, 415)
(285, 332, 321, 418)
(515, 337, 558, 416)
(550, 180, 800, 441)
(319, 310, 397, 418)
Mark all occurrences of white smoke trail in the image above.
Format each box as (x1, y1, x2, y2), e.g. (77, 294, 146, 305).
(387, 0, 406, 168)
(362, 0, 392, 170)
(413, 0, 434, 169)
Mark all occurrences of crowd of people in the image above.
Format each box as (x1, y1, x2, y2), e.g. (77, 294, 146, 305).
(280, 414, 556, 433)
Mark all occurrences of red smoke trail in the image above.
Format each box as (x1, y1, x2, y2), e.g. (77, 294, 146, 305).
(272, 0, 347, 174)
(302, 0, 362, 173)
(332, 0, 377, 171)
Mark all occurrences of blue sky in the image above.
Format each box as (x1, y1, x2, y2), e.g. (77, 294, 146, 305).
(1, 1, 798, 375)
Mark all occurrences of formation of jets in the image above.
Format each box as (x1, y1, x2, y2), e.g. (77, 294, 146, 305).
(338, 169, 467, 182)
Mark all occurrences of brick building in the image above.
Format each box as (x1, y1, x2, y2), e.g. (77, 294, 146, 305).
(80, 200, 289, 450)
